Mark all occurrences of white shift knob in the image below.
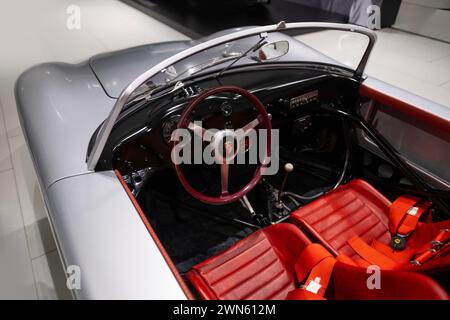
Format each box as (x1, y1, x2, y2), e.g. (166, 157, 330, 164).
(284, 163, 294, 173)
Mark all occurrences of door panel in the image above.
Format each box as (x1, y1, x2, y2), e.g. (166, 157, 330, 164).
(357, 81, 450, 191)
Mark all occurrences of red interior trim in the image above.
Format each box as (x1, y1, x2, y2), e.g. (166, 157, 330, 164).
(360, 84, 450, 134)
(115, 170, 194, 299)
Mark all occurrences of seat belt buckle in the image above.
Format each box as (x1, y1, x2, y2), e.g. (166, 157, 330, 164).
(431, 228, 450, 249)
(410, 259, 421, 266)
(410, 248, 437, 266)
(390, 234, 407, 251)
(431, 240, 443, 249)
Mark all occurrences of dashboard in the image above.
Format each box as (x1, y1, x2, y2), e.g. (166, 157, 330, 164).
(111, 74, 358, 176)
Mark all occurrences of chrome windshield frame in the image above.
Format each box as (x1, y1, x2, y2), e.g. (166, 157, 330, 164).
(87, 22, 376, 170)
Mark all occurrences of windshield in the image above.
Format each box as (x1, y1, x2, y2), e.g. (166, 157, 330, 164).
(87, 23, 375, 170)
(126, 27, 372, 105)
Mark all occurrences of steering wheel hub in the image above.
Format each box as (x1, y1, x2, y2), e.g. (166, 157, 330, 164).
(211, 129, 240, 162)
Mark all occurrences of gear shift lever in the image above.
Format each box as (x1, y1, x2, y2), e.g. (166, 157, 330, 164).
(276, 162, 294, 209)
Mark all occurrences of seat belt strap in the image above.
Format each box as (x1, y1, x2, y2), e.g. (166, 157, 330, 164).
(372, 239, 415, 263)
(389, 196, 431, 237)
(432, 228, 450, 246)
(302, 256, 336, 296)
(347, 236, 398, 269)
(295, 243, 333, 281)
(294, 243, 336, 297)
(411, 229, 450, 265)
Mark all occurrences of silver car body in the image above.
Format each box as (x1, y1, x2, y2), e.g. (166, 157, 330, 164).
(14, 23, 449, 299)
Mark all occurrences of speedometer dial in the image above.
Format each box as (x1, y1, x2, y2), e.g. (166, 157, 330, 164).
(161, 115, 181, 144)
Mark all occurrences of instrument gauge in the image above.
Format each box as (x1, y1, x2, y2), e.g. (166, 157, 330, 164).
(161, 115, 180, 144)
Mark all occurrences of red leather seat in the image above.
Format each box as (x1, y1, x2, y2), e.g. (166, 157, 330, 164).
(187, 223, 448, 300)
(289, 179, 450, 265)
(187, 223, 311, 300)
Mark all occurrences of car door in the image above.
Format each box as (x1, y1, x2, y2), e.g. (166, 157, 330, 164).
(356, 77, 450, 197)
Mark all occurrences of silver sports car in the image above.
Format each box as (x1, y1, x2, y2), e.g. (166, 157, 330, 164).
(15, 22, 450, 300)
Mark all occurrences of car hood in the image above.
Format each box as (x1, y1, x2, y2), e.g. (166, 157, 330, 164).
(89, 41, 195, 98)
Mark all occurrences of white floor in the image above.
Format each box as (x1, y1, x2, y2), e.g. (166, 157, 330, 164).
(0, 0, 187, 299)
(367, 28, 450, 106)
(0, 0, 449, 300)
(298, 28, 450, 107)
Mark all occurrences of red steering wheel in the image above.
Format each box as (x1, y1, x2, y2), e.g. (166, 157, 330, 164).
(172, 86, 272, 205)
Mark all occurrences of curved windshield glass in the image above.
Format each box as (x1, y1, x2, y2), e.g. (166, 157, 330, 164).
(126, 27, 372, 105)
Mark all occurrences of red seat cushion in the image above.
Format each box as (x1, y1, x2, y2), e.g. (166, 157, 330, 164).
(290, 179, 392, 259)
(332, 261, 448, 300)
(186, 223, 312, 300)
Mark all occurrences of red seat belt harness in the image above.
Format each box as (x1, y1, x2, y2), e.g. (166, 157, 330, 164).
(287, 244, 336, 300)
(389, 195, 432, 250)
(347, 236, 398, 269)
(387, 196, 450, 265)
(345, 195, 450, 268)
(411, 228, 450, 265)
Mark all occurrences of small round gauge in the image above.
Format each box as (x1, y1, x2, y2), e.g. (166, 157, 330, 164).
(161, 115, 181, 144)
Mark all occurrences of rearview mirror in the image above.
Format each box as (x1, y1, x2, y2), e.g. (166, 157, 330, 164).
(258, 40, 289, 61)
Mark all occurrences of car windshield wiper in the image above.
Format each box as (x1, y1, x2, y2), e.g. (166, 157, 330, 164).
(126, 33, 270, 105)
(215, 32, 268, 79)
(127, 81, 185, 105)
(127, 80, 161, 104)
(126, 55, 239, 105)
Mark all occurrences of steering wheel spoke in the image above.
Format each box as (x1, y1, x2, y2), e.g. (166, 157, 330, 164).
(188, 121, 214, 142)
(220, 162, 229, 196)
(242, 115, 263, 135)
(240, 113, 272, 135)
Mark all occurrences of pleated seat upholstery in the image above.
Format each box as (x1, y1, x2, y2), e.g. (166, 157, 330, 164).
(186, 223, 311, 300)
(289, 179, 392, 258)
